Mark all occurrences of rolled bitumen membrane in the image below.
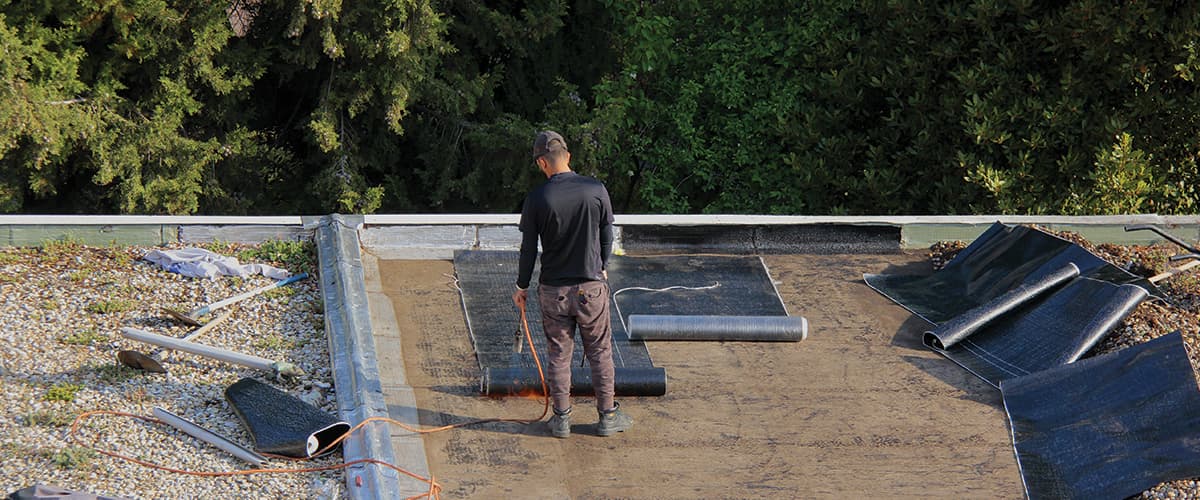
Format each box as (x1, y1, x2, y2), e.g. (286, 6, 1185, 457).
(480, 367, 667, 397)
(923, 263, 1081, 350)
(1001, 331, 1200, 500)
(924, 275, 1147, 387)
(628, 314, 807, 341)
(865, 222, 1158, 325)
(224, 377, 350, 458)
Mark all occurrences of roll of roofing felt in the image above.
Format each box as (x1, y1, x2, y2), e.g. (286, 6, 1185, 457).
(480, 367, 667, 397)
(627, 315, 808, 341)
(923, 263, 1080, 350)
(224, 377, 350, 458)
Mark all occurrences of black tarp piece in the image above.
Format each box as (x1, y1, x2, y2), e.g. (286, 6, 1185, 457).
(924, 273, 1148, 387)
(224, 377, 350, 458)
(453, 251, 791, 396)
(864, 222, 1158, 325)
(1001, 332, 1200, 500)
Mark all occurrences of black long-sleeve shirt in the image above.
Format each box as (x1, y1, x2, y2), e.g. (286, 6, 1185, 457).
(517, 171, 614, 289)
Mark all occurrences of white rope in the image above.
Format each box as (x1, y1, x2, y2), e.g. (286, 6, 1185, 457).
(611, 283, 722, 333)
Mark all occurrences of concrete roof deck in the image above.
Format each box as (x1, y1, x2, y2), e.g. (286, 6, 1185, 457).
(365, 251, 1022, 498)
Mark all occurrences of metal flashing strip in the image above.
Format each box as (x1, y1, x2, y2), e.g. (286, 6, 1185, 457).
(3, 214, 1200, 251)
(316, 214, 426, 499)
(0, 215, 306, 246)
(0, 215, 303, 225)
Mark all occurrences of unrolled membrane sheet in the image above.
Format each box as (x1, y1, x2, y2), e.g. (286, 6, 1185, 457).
(1001, 332, 1200, 499)
(864, 222, 1157, 324)
(606, 254, 789, 329)
(453, 251, 789, 395)
(454, 250, 661, 396)
(924, 271, 1148, 387)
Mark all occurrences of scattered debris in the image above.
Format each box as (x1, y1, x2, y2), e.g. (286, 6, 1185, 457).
(120, 327, 304, 379)
(7, 484, 130, 500)
(163, 273, 309, 326)
(152, 407, 268, 467)
(224, 378, 349, 458)
(117, 311, 232, 373)
(142, 247, 290, 280)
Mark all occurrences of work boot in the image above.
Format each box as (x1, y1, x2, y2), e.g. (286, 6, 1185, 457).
(596, 402, 633, 436)
(548, 407, 571, 438)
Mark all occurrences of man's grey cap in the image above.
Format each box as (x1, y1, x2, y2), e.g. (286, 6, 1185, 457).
(533, 130, 568, 159)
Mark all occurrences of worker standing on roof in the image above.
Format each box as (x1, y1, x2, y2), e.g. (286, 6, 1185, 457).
(511, 130, 633, 439)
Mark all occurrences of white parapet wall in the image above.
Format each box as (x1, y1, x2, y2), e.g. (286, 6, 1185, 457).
(3, 214, 1200, 254)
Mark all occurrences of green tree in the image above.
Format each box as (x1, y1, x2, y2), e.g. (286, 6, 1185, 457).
(385, 0, 619, 213)
(583, 0, 1200, 215)
(0, 0, 446, 214)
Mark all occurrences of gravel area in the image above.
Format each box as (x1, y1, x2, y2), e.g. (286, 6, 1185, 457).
(0, 241, 344, 499)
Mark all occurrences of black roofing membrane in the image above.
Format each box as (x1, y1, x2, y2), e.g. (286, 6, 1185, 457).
(1001, 332, 1200, 500)
(620, 224, 900, 255)
(454, 251, 790, 395)
(864, 222, 1158, 325)
(925, 274, 1147, 387)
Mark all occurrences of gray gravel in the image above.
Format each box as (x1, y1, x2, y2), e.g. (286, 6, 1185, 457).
(0, 243, 344, 499)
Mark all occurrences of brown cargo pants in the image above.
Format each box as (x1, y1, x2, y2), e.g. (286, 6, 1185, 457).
(538, 280, 615, 412)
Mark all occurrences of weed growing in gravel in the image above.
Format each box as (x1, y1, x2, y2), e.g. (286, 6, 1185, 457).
(44, 382, 83, 402)
(108, 250, 132, 267)
(307, 298, 325, 314)
(67, 269, 92, 282)
(40, 299, 59, 310)
(91, 362, 140, 383)
(254, 334, 296, 351)
(263, 286, 299, 300)
(0, 273, 16, 283)
(42, 236, 83, 258)
(45, 446, 95, 469)
(23, 409, 74, 427)
(239, 239, 316, 273)
(0, 252, 20, 264)
(86, 299, 135, 314)
(203, 239, 235, 255)
(60, 329, 107, 346)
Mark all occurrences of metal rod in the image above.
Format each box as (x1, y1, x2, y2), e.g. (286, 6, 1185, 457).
(1125, 225, 1200, 254)
(121, 327, 276, 372)
(153, 407, 268, 466)
(149, 310, 232, 360)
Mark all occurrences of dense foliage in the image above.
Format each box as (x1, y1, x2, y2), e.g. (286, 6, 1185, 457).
(1, 1, 1199, 215)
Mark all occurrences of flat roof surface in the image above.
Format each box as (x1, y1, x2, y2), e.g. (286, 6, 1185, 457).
(364, 251, 1024, 498)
